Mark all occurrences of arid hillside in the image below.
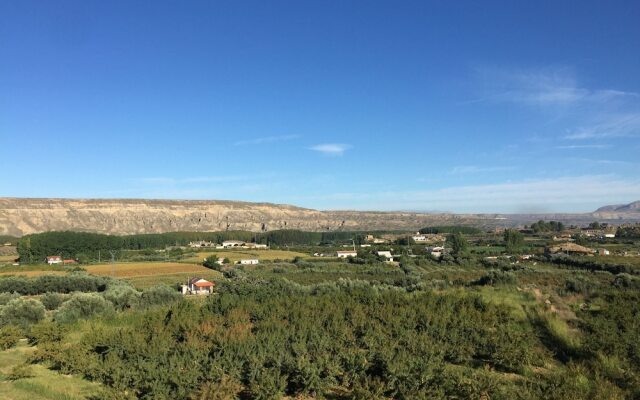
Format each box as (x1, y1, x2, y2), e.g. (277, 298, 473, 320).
(1, 198, 639, 237)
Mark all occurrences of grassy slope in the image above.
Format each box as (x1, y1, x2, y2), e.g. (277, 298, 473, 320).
(0, 341, 99, 400)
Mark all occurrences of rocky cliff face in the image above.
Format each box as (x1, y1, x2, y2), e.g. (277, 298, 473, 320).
(0, 198, 488, 236)
(2, 198, 639, 237)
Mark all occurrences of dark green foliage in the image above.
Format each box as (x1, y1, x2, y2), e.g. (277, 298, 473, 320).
(54, 293, 114, 324)
(0, 274, 110, 295)
(37, 280, 545, 399)
(446, 232, 468, 255)
(40, 292, 65, 310)
(503, 229, 525, 252)
(203, 255, 222, 271)
(17, 230, 385, 262)
(419, 226, 482, 234)
(550, 256, 638, 275)
(102, 282, 140, 310)
(139, 285, 181, 308)
(617, 224, 640, 239)
(530, 220, 565, 233)
(0, 298, 45, 330)
(0, 325, 22, 350)
(475, 270, 517, 286)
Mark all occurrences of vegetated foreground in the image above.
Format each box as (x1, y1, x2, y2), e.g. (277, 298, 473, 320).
(0, 225, 639, 399)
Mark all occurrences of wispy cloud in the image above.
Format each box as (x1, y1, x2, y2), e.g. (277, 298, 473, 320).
(234, 134, 300, 146)
(567, 158, 637, 166)
(472, 66, 637, 107)
(450, 165, 515, 174)
(555, 144, 612, 149)
(308, 143, 352, 156)
(563, 113, 640, 140)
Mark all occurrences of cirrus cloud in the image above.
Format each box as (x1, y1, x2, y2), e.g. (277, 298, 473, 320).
(308, 143, 352, 156)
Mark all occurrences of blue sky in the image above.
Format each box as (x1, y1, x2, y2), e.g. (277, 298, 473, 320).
(1, 1, 640, 213)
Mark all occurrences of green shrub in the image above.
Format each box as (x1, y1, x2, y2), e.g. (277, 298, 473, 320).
(54, 293, 114, 324)
(27, 321, 67, 345)
(40, 292, 65, 310)
(0, 325, 22, 350)
(102, 282, 140, 310)
(0, 292, 19, 305)
(0, 298, 45, 330)
(475, 270, 517, 286)
(139, 285, 181, 308)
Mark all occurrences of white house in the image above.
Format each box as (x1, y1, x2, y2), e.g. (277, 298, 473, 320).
(182, 278, 215, 295)
(240, 259, 259, 265)
(337, 250, 358, 258)
(427, 246, 445, 259)
(46, 256, 62, 265)
(244, 243, 268, 249)
(222, 240, 245, 248)
(412, 235, 427, 242)
(604, 233, 615, 238)
(188, 241, 215, 248)
(377, 251, 394, 261)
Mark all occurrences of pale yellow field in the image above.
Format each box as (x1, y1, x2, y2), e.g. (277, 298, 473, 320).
(84, 262, 215, 278)
(0, 255, 16, 263)
(185, 249, 308, 263)
(0, 270, 66, 277)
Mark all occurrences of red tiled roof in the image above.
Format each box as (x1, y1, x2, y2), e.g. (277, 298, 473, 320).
(194, 281, 214, 287)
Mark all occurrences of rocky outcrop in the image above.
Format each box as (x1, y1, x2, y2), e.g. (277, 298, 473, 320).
(2, 198, 640, 237)
(0, 198, 489, 236)
(595, 200, 640, 213)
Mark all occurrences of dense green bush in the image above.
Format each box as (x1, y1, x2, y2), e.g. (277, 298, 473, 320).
(102, 282, 140, 310)
(0, 298, 46, 330)
(474, 270, 517, 286)
(0, 292, 19, 305)
(139, 285, 181, 308)
(0, 325, 22, 350)
(0, 274, 110, 295)
(36, 280, 547, 399)
(40, 292, 65, 310)
(27, 321, 67, 345)
(54, 293, 114, 324)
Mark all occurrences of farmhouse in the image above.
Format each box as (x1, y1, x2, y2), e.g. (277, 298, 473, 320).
(427, 246, 446, 259)
(597, 248, 610, 256)
(337, 250, 358, 258)
(188, 240, 215, 248)
(377, 251, 394, 261)
(182, 278, 215, 295)
(244, 243, 268, 249)
(240, 259, 259, 265)
(411, 234, 427, 242)
(222, 240, 245, 248)
(46, 256, 62, 265)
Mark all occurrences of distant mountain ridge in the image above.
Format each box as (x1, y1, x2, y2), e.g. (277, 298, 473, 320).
(595, 200, 640, 213)
(2, 198, 640, 237)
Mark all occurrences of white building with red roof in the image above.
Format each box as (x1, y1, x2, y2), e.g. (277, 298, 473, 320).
(183, 278, 215, 295)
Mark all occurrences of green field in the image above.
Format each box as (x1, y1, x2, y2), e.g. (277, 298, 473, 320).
(0, 341, 99, 400)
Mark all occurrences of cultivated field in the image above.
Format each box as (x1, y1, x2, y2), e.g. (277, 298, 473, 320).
(183, 249, 308, 263)
(84, 262, 223, 289)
